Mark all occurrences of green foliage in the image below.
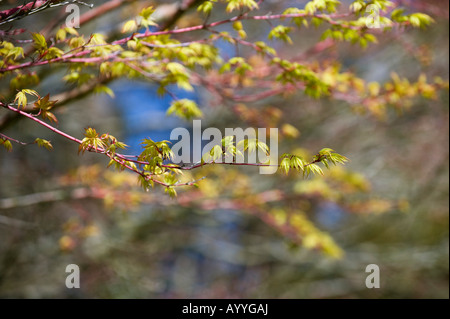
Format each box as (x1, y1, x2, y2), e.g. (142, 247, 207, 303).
(34, 138, 53, 150)
(122, 6, 157, 34)
(165, 186, 177, 198)
(63, 72, 94, 85)
(0, 41, 23, 61)
(270, 208, 343, 258)
(10, 72, 39, 91)
(349, 0, 394, 13)
(31, 33, 47, 53)
(1, 0, 444, 196)
(122, 20, 138, 34)
(220, 57, 253, 76)
(200, 136, 271, 164)
(164, 62, 194, 91)
(68, 36, 86, 49)
(94, 85, 115, 98)
(140, 138, 174, 162)
(304, 0, 341, 13)
(79, 128, 106, 154)
(237, 138, 269, 155)
(254, 41, 277, 56)
(0, 0, 444, 189)
(408, 13, 435, 28)
(56, 27, 79, 42)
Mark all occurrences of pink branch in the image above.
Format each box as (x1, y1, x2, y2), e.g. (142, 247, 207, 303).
(2, 102, 82, 144)
(0, 1, 49, 21)
(1, 101, 279, 187)
(0, 50, 92, 73)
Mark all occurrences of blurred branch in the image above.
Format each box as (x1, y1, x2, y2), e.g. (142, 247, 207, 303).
(0, 1, 89, 26)
(395, 0, 449, 19)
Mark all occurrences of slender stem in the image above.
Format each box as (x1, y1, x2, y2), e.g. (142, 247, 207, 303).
(0, 133, 29, 145)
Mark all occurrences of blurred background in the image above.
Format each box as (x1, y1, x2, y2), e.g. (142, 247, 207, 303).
(0, 0, 448, 298)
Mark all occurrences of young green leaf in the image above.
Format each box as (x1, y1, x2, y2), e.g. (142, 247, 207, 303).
(35, 138, 53, 150)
